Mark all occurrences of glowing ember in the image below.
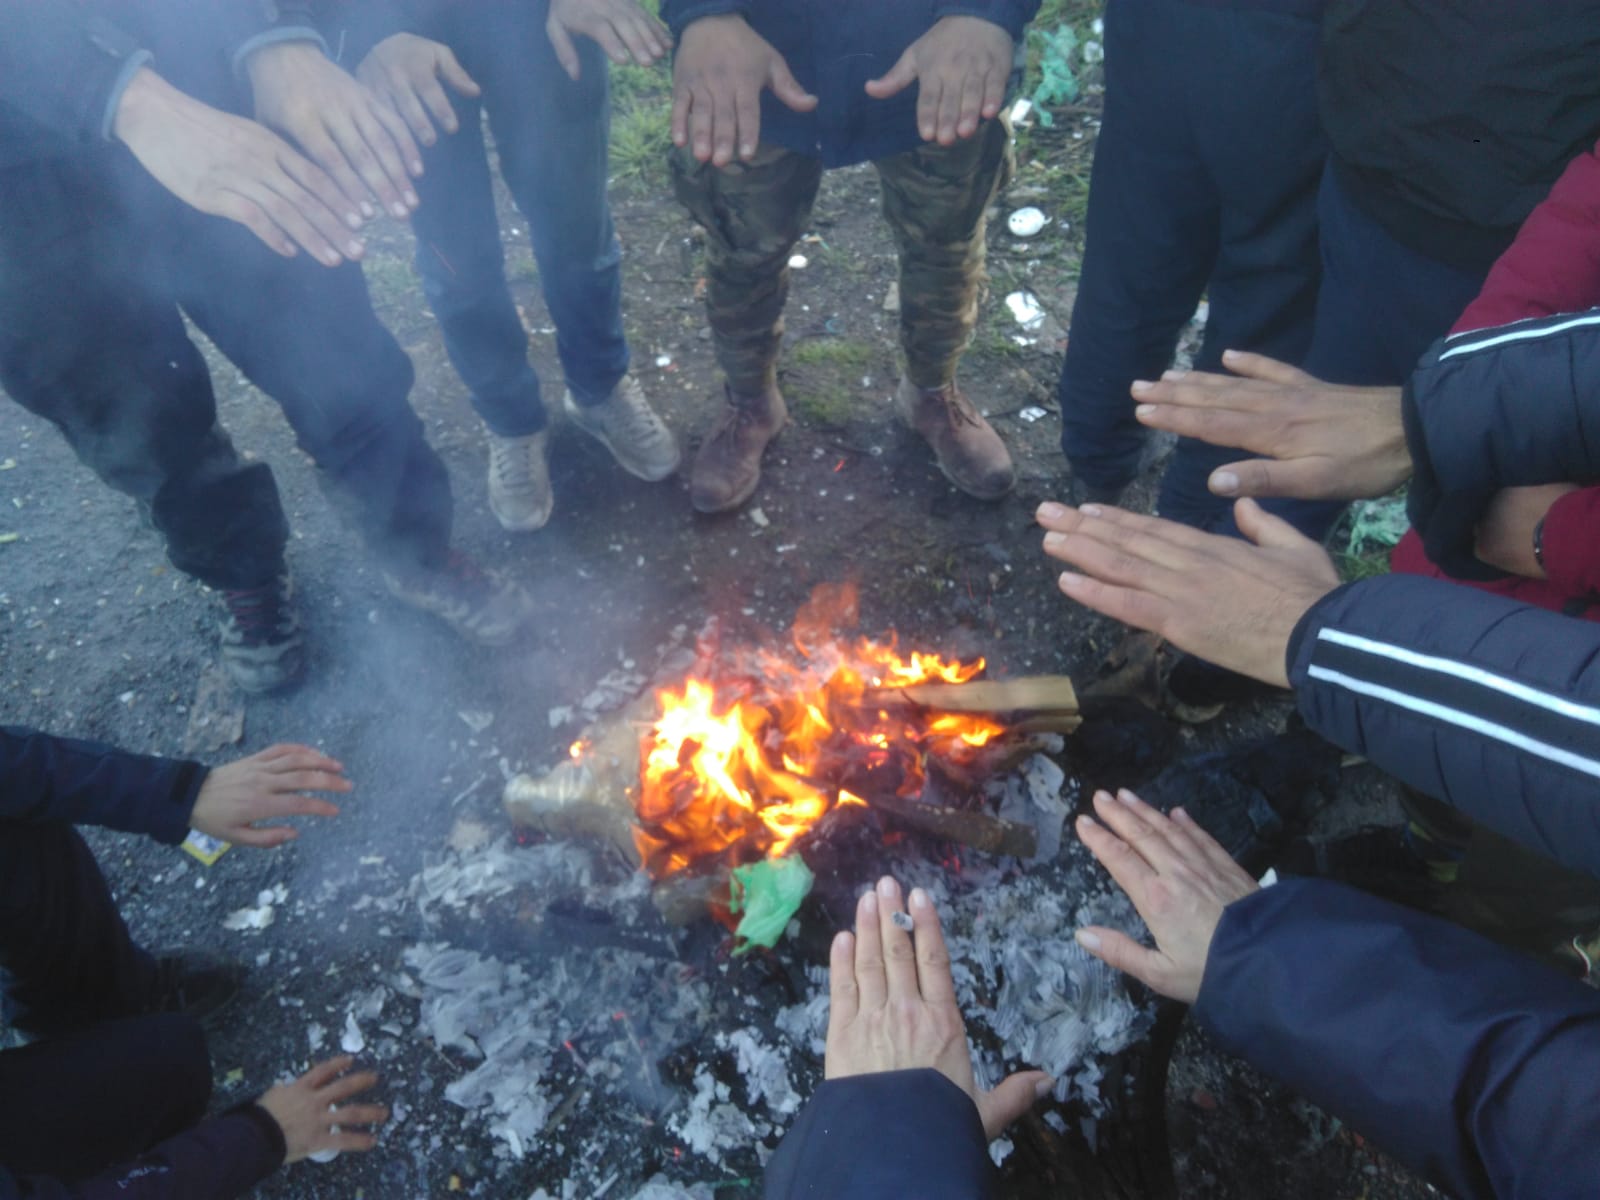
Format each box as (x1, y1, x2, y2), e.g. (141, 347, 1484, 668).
(633, 584, 1003, 876)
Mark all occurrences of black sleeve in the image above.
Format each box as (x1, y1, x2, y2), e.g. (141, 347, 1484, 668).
(0, 726, 206, 845)
(659, 0, 752, 42)
(765, 1070, 993, 1199)
(1286, 575, 1600, 877)
(1404, 308, 1600, 579)
(0, 2, 153, 147)
(314, 0, 429, 65)
(0, 1107, 284, 1200)
(1193, 878, 1600, 1200)
(932, 1, 1042, 42)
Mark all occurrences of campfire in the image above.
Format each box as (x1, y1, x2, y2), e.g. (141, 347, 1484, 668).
(506, 583, 1081, 906)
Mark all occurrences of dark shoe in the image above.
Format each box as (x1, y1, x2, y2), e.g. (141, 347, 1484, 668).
(1164, 653, 1279, 724)
(896, 378, 1015, 500)
(384, 551, 535, 646)
(150, 953, 244, 1028)
(217, 572, 305, 694)
(690, 383, 787, 514)
(1068, 476, 1129, 508)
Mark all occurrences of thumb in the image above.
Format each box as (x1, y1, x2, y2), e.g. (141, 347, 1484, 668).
(1234, 497, 1319, 551)
(865, 48, 918, 99)
(545, 17, 582, 81)
(1221, 349, 1312, 385)
(438, 46, 482, 96)
(976, 1070, 1052, 1140)
(768, 57, 818, 112)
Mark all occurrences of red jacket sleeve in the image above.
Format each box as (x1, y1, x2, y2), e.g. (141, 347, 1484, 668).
(1451, 139, 1600, 334)
(1540, 486, 1600, 603)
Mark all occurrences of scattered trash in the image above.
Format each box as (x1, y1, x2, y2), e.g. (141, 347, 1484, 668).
(729, 856, 814, 954)
(654, 354, 673, 368)
(1346, 495, 1410, 556)
(0, 459, 15, 470)
(447, 816, 494, 854)
(223, 884, 287, 932)
(1008, 207, 1049, 238)
(1019, 406, 1049, 423)
(787, 254, 808, 270)
(181, 830, 230, 867)
(1027, 25, 1081, 126)
(0, 533, 17, 545)
(1008, 97, 1035, 128)
(223, 1067, 245, 1086)
(457, 710, 495, 734)
(341, 1010, 367, 1054)
(748, 507, 770, 529)
(1006, 291, 1047, 330)
(182, 663, 245, 756)
(882, 281, 900, 314)
(547, 705, 574, 729)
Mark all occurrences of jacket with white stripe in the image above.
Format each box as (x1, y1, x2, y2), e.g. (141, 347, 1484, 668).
(1402, 308, 1600, 600)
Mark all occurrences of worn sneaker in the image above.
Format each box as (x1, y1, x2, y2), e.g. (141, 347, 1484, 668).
(149, 953, 245, 1028)
(896, 378, 1015, 500)
(690, 383, 787, 514)
(217, 573, 305, 694)
(383, 551, 534, 646)
(487, 429, 553, 532)
(564, 375, 681, 482)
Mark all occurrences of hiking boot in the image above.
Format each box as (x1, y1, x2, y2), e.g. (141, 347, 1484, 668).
(690, 383, 787, 514)
(486, 429, 552, 532)
(149, 953, 244, 1028)
(896, 378, 1015, 500)
(564, 375, 680, 482)
(383, 551, 534, 646)
(217, 573, 305, 694)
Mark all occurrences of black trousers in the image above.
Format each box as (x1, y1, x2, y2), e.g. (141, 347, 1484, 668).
(0, 823, 211, 1179)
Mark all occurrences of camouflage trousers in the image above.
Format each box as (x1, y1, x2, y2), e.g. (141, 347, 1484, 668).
(670, 119, 1014, 395)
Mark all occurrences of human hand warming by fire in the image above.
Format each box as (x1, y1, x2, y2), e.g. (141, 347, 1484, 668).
(357, 33, 482, 147)
(864, 16, 1015, 145)
(825, 876, 1052, 1140)
(671, 14, 817, 166)
(190, 743, 351, 849)
(1074, 790, 1259, 1005)
(1038, 498, 1341, 689)
(546, 0, 671, 81)
(257, 1055, 388, 1163)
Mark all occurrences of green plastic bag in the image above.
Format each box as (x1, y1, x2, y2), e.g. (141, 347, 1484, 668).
(1029, 26, 1080, 127)
(1347, 496, 1411, 556)
(729, 856, 814, 955)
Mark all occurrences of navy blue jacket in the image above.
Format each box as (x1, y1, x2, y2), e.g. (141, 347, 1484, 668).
(0, 725, 206, 844)
(659, 1, 1040, 167)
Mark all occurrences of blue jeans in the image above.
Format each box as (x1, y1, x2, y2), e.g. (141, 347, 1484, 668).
(409, 4, 630, 437)
(1057, 0, 1324, 528)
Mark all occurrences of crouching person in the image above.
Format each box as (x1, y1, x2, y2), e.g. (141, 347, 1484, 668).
(0, 728, 386, 1196)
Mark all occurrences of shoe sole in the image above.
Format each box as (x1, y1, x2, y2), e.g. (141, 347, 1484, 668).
(691, 469, 763, 514)
(894, 382, 1015, 501)
(489, 499, 553, 533)
(563, 395, 681, 483)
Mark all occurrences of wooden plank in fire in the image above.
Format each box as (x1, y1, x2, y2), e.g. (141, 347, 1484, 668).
(863, 674, 1082, 734)
(867, 792, 1038, 858)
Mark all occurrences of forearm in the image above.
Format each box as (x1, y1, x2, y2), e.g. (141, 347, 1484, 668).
(1539, 487, 1600, 600)
(1286, 575, 1600, 875)
(765, 1070, 992, 1199)
(1194, 879, 1600, 1200)
(0, 1107, 284, 1200)
(0, 726, 204, 843)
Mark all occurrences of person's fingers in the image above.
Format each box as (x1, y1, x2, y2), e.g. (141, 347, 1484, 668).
(383, 76, 440, 144)
(864, 48, 918, 100)
(257, 743, 343, 770)
(274, 769, 355, 795)
(436, 46, 481, 97)
(979, 58, 1006, 119)
(1054, 568, 1177, 638)
(284, 131, 370, 225)
(939, 67, 970, 143)
(709, 82, 740, 167)
(1074, 925, 1173, 994)
(362, 99, 425, 183)
(908, 886, 959, 1009)
(612, 12, 660, 66)
(547, 17, 583, 81)
(852, 887, 888, 1010)
(283, 795, 342, 818)
(211, 193, 297, 257)
(976, 1070, 1052, 1141)
(733, 78, 761, 162)
(328, 1128, 380, 1152)
(240, 179, 345, 266)
(231, 824, 298, 848)
(670, 79, 693, 150)
(328, 1102, 388, 1128)
(1221, 348, 1314, 385)
(828, 929, 860, 1026)
(1234, 497, 1324, 554)
(917, 72, 941, 142)
(319, 1070, 381, 1104)
(317, 115, 402, 216)
(768, 56, 818, 113)
(1133, 400, 1279, 451)
(1075, 809, 1159, 895)
(302, 1056, 356, 1088)
(876, 877, 920, 1001)
(1207, 456, 1336, 500)
(1041, 525, 1184, 591)
(1092, 790, 1192, 878)
(590, 19, 632, 66)
(641, 11, 673, 57)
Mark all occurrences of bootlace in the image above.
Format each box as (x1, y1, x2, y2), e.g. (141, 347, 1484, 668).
(490, 438, 536, 489)
(612, 377, 669, 445)
(936, 385, 983, 428)
(222, 580, 286, 635)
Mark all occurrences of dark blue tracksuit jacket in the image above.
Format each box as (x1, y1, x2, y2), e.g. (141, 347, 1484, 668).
(658, 0, 1040, 168)
(768, 312, 1600, 1198)
(0, 727, 286, 1200)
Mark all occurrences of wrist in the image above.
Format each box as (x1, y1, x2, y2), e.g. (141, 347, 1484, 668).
(111, 67, 171, 145)
(243, 38, 325, 90)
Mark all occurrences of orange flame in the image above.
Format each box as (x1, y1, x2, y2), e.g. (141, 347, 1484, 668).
(633, 584, 1002, 876)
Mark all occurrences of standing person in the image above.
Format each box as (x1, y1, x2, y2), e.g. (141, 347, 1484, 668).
(0, 3, 534, 696)
(0, 728, 388, 1195)
(347, 0, 682, 534)
(1055, 0, 1326, 526)
(662, 0, 1039, 514)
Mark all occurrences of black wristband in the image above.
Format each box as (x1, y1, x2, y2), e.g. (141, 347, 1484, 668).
(1533, 517, 1547, 571)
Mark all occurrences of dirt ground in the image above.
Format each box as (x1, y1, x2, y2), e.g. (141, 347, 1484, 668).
(0, 74, 1438, 1200)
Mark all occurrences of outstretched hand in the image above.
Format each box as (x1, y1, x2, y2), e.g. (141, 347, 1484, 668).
(113, 69, 365, 266)
(671, 14, 817, 166)
(357, 33, 481, 147)
(258, 1056, 387, 1163)
(826, 876, 1051, 1139)
(547, 0, 671, 80)
(1075, 790, 1259, 1004)
(1130, 350, 1409, 501)
(247, 41, 422, 222)
(190, 744, 351, 848)
(865, 16, 1013, 144)
(1038, 498, 1341, 688)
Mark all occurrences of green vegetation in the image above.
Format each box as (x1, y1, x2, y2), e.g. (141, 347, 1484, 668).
(784, 338, 878, 426)
(788, 338, 873, 371)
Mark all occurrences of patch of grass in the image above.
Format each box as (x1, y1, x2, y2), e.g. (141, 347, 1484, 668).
(788, 338, 873, 371)
(609, 61, 674, 185)
(362, 251, 414, 307)
(787, 381, 858, 427)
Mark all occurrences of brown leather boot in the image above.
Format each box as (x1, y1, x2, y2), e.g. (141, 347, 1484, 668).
(690, 383, 787, 513)
(896, 377, 1016, 500)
